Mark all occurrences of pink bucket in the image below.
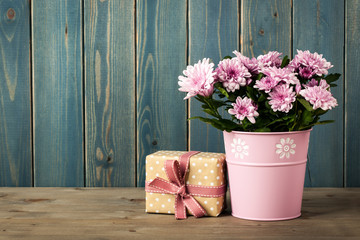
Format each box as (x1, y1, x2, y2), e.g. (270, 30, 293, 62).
(223, 129, 311, 221)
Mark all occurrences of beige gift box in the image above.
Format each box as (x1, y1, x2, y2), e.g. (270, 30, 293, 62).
(145, 151, 226, 217)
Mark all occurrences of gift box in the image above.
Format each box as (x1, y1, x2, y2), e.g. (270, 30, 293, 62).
(145, 150, 227, 219)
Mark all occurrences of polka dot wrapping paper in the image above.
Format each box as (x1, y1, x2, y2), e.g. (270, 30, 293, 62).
(145, 151, 227, 217)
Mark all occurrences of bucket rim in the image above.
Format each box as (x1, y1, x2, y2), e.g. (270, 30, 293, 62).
(223, 128, 312, 136)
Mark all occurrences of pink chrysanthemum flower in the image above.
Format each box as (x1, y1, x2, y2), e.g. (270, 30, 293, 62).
(178, 58, 216, 99)
(261, 67, 300, 86)
(303, 79, 330, 89)
(254, 76, 280, 93)
(319, 79, 330, 89)
(216, 58, 251, 92)
(228, 96, 259, 124)
(257, 51, 282, 70)
(303, 78, 319, 88)
(289, 50, 333, 78)
(268, 84, 296, 113)
(233, 50, 260, 74)
(299, 85, 337, 110)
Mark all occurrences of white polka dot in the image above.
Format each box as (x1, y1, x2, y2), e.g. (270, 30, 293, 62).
(150, 167, 153, 170)
(156, 161, 159, 164)
(156, 173, 159, 177)
(150, 155, 154, 158)
(198, 169, 202, 173)
(156, 210, 159, 213)
(155, 198, 159, 202)
(162, 156, 166, 158)
(204, 201, 208, 204)
(192, 163, 196, 166)
(162, 167, 165, 171)
(199, 157, 202, 160)
(217, 163, 220, 167)
(150, 203, 153, 207)
(198, 182, 202, 185)
(210, 170, 214, 174)
(221, 182, 223, 184)
(211, 158, 215, 160)
(145, 197, 147, 200)
(161, 204, 165, 208)
(146, 173, 147, 176)
(168, 199, 171, 202)
(145, 160, 148, 164)
(216, 176, 220, 180)
(161, 193, 165, 196)
(204, 176, 208, 179)
(210, 182, 214, 186)
(168, 210, 171, 214)
(210, 207, 214, 211)
(204, 163, 208, 167)
(216, 201, 219, 205)
(186, 181, 190, 184)
(192, 175, 196, 179)
(150, 192, 153, 195)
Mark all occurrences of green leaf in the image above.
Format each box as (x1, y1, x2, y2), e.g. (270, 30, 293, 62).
(256, 73, 264, 80)
(313, 120, 335, 126)
(280, 55, 290, 68)
(329, 84, 337, 88)
(223, 55, 232, 60)
(258, 92, 267, 102)
(246, 86, 256, 101)
(314, 108, 328, 116)
(297, 98, 314, 111)
(215, 84, 229, 98)
(324, 73, 341, 83)
(254, 127, 271, 132)
(300, 109, 313, 126)
(202, 108, 218, 117)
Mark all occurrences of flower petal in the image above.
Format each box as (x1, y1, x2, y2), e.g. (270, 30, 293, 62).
(276, 144, 283, 149)
(276, 149, 283, 154)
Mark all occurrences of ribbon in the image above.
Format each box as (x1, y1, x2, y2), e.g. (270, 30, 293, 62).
(145, 151, 226, 220)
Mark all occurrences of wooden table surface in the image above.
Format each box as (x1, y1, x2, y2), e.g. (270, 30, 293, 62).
(0, 188, 359, 239)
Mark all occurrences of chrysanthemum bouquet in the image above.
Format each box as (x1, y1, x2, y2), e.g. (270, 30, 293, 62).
(178, 50, 340, 132)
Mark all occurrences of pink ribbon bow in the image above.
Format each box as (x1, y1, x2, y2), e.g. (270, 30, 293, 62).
(145, 151, 226, 219)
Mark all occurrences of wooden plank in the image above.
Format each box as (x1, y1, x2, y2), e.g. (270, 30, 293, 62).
(188, 0, 239, 153)
(32, 0, 83, 186)
(0, 188, 360, 239)
(84, 0, 135, 187)
(0, 0, 31, 186)
(241, 0, 292, 57)
(345, 0, 360, 187)
(293, 0, 344, 187)
(137, 0, 187, 186)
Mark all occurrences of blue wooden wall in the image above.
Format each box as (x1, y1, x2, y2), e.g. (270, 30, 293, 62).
(0, 0, 359, 187)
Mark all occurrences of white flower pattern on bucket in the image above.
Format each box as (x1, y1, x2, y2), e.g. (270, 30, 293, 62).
(276, 138, 296, 159)
(231, 138, 249, 159)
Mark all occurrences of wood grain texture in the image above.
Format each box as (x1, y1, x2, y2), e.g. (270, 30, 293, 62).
(188, 0, 239, 153)
(293, 0, 344, 187)
(84, 0, 135, 187)
(137, 0, 187, 186)
(32, 0, 83, 186)
(345, 0, 360, 187)
(241, 0, 291, 57)
(0, 0, 31, 186)
(0, 188, 360, 239)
